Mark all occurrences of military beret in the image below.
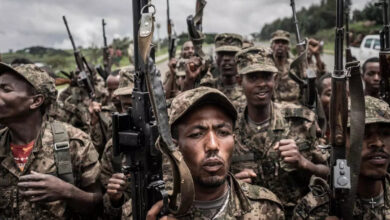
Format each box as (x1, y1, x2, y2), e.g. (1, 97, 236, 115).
(235, 46, 278, 75)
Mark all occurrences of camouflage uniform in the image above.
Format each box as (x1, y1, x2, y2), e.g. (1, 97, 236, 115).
(168, 87, 284, 219)
(293, 96, 390, 220)
(0, 63, 100, 219)
(100, 67, 135, 219)
(270, 30, 300, 103)
(200, 33, 246, 108)
(232, 48, 327, 216)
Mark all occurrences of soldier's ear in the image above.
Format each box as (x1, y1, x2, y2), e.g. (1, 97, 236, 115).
(30, 94, 45, 110)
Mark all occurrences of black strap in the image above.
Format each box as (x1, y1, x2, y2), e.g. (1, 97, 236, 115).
(50, 121, 74, 185)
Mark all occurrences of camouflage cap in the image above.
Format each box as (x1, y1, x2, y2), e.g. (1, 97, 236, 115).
(348, 96, 390, 127)
(169, 86, 237, 126)
(270, 30, 290, 43)
(0, 62, 57, 108)
(235, 46, 278, 75)
(113, 66, 135, 96)
(215, 33, 243, 53)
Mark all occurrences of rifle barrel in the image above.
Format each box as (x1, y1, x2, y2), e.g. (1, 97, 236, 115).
(62, 16, 77, 51)
(290, 0, 302, 44)
(334, 0, 344, 73)
(102, 19, 107, 47)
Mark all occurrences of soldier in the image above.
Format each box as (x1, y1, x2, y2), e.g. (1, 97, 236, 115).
(293, 96, 390, 219)
(146, 87, 285, 219)
(98, 68, 135, 219)
(0, 63, 101, 219)
(105, 69, 121, 112)
(362, 57, 381, 98)
(231, 47, 329, 217)
(270, 30, 300, 103)
(200, 33, 246, 108)
(164, 41, 195, 99)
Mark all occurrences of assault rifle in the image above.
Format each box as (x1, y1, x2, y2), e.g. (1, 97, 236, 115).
(187, 0, 206, 58)
(345, 4, 354, 63)
(102, 19, 111, 77)
(111, 1, 194, 219)
(62, 16, 108, 144)
(167, 0, 177, 60)
(329, 0, 365, 218)
(290, 0, 325, 133)
(375, 0, 390, 104)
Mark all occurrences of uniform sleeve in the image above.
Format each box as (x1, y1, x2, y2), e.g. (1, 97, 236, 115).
(68, 125, 100, 188)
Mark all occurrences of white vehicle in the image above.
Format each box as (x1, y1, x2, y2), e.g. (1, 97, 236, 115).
(350, 35, 380, 62)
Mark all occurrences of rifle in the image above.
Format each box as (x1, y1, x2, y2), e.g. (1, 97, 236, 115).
(167, 0, 177, 60)
(290, 0, 325, 132)
(375, 0, 390, 104)
(102, 19, 111, 76)
(329, 0, 365, 218)
(111, 1, 194, 219)
(187, 0, 207, 58)
(345, 4, 354, 63)
(62, 16, 108, 144)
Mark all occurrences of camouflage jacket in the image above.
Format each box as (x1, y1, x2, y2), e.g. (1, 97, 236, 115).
(89, 104, 114, 156)
(0, 120, 100, 219)
(293, 175, 390, 220)
(231, 102, 327, 210)
(273, 58, 301, 104)
(199, 75, 246, 109)
(176, 174, 284, 220)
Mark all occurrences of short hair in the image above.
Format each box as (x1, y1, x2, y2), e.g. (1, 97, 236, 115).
(362, 57, 379, 74)
(317, 73, 331, 95)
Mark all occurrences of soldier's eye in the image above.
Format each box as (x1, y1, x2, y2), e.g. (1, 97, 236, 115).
(188, 132, 202, 138)
(218, 129, 232, 137)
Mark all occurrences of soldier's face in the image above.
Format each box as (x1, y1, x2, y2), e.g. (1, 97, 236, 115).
(271, 40, 289, 58)
(241, 72, 275, 107)
(217, 52, 237, 77)
(106, 75, 120, 104)
(119, 94, 132, 113)
(352, 124, 390, 180)
(320, 77, 331, 120)
(0, 72, 35, 123)
(181, 41, 194, 59)
(176, 105, 234, 189)
(363, 62, 381, 92)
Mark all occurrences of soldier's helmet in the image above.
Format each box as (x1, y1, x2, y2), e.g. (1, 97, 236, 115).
(214, 33, 243, 53)
(113, 66, 135, 96)
(348, 96, 390, 127)
(169, 86, 237, 127)
(0, 62, 57, 110)
(270, 30, 291, 44)
(235, 46, 278, 75)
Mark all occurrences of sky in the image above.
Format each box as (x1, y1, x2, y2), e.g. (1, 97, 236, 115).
(0, 0, 367, 53)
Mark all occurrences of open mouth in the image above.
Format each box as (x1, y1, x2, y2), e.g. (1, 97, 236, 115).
(255, 90, 269, 99)
(366, 152, 389, 165)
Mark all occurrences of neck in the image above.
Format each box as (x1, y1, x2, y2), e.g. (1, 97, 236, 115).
(357, 175, 384, 199)
(6, 112, 43, 145)
(247, 102, 271, 123)
(221, 75, 236, 86)
(194, 181, 228, 201)
(274, 54, 287, 65)
(365, 88, 380, 98)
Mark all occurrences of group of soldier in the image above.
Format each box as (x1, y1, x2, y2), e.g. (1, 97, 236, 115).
(0, 21, 389, 220)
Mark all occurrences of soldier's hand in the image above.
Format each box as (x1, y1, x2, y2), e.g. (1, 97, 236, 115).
(168, 58, 177, 73)
(185, 56, 202, 82)
(274, 139, 306, 169)
(146, 200, 177, 220)
(308, 38, 320, 55)
(18, 171, 72, 202)
(107, 173, 126, 204)
(234, 168, 257, 183)
(88, 101, 102, 126)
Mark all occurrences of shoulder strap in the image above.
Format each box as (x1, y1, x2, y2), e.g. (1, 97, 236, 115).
(50, 121, 74, 185)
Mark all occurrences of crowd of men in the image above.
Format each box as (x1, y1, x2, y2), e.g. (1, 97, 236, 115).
(0, 26, 389, 220)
